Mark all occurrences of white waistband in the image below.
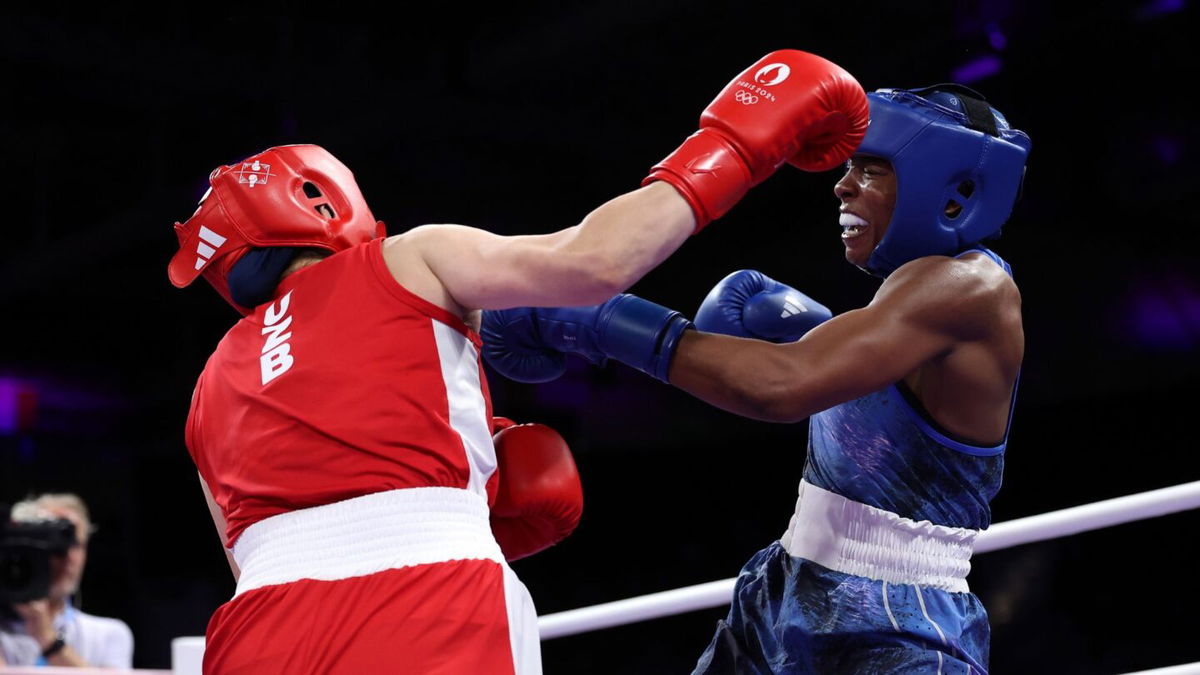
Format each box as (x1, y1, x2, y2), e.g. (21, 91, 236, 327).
(231, 487, 503, 597)
(779, 479, 978, 593)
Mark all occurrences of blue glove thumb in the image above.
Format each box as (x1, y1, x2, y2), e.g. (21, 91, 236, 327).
(481, 307, 575, 383)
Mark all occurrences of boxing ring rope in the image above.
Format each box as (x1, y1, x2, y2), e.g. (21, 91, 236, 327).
(1120, 665, 1200, 675)
(82, 481, 1200, 674)
(538, 480, 1200, 641)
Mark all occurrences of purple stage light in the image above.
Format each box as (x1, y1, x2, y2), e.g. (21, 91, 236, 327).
(1136, 0, 1186, 21)
(1183, 292, 1200, 331)
(986, 23, 1008, 51)
(1125, 279, 1200, 351)
(0, 373, 129, 437)
(0, 378, 38, 435)
(1152, 136, 1182, 165)
(951, 55, 1003, 84)
(0, 379, 16, 433)
(1132, 294, 1191, 349)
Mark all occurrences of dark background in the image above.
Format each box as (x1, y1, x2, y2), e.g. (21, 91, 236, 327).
(2, 2, 1198, 672)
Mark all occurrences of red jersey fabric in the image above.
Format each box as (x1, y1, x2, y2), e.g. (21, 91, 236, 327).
(185, 238, 497, 545)
(184, 238, 542, 673)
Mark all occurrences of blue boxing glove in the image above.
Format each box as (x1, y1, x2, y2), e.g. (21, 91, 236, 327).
(694, 270, 831, 343)
(481, 294, 693, 384)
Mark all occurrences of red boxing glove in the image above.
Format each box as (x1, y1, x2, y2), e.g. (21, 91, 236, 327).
(644, 49, 869, 231)
(491, 416, 517, 435)
(489, 423, 583, 562)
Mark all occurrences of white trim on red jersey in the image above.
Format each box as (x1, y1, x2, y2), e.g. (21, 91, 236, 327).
(432, 320, 497, 501)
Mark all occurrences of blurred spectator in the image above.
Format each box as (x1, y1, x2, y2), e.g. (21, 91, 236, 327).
(0, 493, 133, 668)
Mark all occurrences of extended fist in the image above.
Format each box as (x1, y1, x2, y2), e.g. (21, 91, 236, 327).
(481, 295, 692, 384)
(645, 49, 868, 230)
(695, 269, 831, 343)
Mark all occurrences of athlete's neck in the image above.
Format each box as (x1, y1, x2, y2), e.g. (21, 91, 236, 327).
(281, 250, 330, 278)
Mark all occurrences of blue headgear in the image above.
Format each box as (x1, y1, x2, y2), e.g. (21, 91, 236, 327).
(858, 84, 1031, 277)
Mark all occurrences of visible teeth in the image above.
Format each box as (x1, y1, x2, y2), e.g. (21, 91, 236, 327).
(839, 213, 868, 239)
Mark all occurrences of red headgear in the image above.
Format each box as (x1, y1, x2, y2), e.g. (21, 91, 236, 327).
(168, 144, 387, 314)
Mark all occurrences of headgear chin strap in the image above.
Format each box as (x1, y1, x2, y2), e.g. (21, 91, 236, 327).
(168, 144, 387, 315)
(858, 84, 1031, 277)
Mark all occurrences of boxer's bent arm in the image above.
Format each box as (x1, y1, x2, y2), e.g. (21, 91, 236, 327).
(388, 182, 694, 311)
(668, 257, 1007, 422)
(198, 474, 240, 582)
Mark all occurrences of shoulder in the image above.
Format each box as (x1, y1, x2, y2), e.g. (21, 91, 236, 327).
(875, 252, 1020, 338)
(379, 225, 469, 273)
(382, 224, 473, 255)
(895, 252, 1017, 296)
(379, 226, 470, 315)
(380, 225, 454, 272)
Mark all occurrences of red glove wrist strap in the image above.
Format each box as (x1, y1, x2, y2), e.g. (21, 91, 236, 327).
(642, 130, 753, 232)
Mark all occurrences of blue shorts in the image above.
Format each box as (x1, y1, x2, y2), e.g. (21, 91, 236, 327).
(692, 542, 990, 674)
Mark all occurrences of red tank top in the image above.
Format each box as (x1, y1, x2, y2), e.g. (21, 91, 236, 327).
(185, 238, 497, 544)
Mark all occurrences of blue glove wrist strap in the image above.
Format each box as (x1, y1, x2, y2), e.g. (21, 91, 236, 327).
(596, 295, 692, 384)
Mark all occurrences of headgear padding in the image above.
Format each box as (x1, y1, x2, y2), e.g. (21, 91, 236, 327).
(858, 85, 1031, 277)
(168, 144, 387, 314)
(227, 247, 301, 308)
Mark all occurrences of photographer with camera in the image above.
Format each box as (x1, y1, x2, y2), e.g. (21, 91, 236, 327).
(0, 493, 133, 668)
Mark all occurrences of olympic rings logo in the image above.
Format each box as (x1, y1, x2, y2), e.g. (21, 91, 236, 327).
(734, 90, 759, 105)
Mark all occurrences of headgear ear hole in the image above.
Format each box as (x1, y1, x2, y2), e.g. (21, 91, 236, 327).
(315, 203, 336, 219)
(303, 182, 323, 198)
(858, 87, 1029, 277)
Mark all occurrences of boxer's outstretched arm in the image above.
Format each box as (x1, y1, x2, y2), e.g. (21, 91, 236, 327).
(383, 49, 865, 314)
(385, 181, 694, 311)
(668, 256, 1019, 423)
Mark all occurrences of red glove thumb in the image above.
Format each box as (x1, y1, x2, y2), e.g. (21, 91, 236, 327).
(491, 416, 518, 435)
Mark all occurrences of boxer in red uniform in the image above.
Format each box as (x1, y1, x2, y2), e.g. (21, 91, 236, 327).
(168, 49, 868, 675)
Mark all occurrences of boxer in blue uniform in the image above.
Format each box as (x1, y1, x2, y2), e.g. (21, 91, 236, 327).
(482, 83, 1031, 672)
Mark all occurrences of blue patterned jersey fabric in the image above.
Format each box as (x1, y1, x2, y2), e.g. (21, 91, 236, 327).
(804, 382, 1004, 530)
(806, 247, 1013, 530)
(693, 248, 1016, 675)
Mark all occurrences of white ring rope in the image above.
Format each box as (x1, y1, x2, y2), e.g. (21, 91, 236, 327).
(538, 480, 1200, 640)
(1118, 664, 1200, 675)
(974, 480, 1200, 553)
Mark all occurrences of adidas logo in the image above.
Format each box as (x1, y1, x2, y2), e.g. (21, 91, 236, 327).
(193, 226, 228, 271)
(779, 294, 809, 319)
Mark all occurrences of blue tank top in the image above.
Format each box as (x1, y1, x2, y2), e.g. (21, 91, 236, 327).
(802, 247, 1016, 530)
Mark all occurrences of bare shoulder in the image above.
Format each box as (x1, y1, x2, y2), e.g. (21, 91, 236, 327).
(875, 253, 1021, 339)
(379, 225, 468, 315)
(381, 224, 459, 259)
(381, 224, 494, 269)
(379, 227, 430, 276)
